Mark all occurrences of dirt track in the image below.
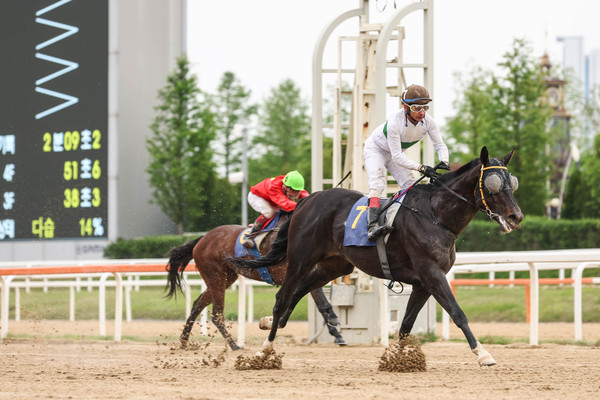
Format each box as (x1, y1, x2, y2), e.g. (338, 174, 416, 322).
(1, 320, 600, 399)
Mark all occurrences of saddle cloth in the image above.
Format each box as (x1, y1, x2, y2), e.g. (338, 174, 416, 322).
(232, 213, 281, 285)
(343, 195, 404, 247)
(234, 212, 281, 258)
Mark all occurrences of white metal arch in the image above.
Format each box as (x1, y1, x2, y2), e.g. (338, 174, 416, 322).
(311, 0, 434, 193)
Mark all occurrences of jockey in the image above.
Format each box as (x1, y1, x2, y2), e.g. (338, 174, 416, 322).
(242, 170, 309, 248)
(363, 84, 450, 241)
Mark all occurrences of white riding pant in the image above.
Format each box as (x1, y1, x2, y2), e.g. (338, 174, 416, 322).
(364, 140, 418, 198)
(247, 192, 278, 219)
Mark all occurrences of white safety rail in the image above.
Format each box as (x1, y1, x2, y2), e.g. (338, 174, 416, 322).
(0, 259, 271, 344)
(448, 249, 600, 345)
(2, 250, 600, 346)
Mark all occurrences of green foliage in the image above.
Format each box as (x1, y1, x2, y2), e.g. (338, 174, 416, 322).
(213, 72, 257, 178)
(248, 79, 312, 190)
(146, 58, 242, 233)
(456, 216, 600, 251)
(146, 56, 219, 234)
(563, 135, 600, 219)
(446, 39, 554, 216)
(103, 235, 192, 259)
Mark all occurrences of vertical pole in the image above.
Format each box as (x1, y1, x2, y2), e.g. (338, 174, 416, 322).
(378, 279, 389, 346)
(69, 286, 75, 321)
(0, 277, 9, 339)
(528, 263, 539, 345)
(237, 276, 246, 347)
(241, 127, 248, 226)
(114, 273, 123, 341)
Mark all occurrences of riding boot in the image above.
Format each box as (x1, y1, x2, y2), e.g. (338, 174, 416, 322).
(366, 198, 393, 241)
(242, 215, 268, 248)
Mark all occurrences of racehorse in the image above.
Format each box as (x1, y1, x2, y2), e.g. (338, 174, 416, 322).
(165, 213, 346, 350)
(229, 147, 523, 366)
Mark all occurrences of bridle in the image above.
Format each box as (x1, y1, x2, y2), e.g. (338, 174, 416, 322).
(405, 163, 513, 231)
(474, 165, 509, 221)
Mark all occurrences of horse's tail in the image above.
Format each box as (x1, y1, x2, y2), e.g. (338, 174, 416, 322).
(164, 236, 202, 298)
(228, 218, 290, 269)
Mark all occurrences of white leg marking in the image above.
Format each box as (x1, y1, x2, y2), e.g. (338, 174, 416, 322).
(472, 341, 497, 367)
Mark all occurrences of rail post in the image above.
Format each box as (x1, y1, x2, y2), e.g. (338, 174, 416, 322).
(114, 272, 123, 341)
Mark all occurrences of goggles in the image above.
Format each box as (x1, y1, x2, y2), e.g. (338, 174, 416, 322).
(406, 104, 429, 112)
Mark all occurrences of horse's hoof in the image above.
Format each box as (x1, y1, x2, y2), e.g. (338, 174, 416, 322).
(334, 337, 347, 346)
(478, 354, 497, 367)
(256, 339, 274, 357)
(472, 342, 497, 367)
(230, 344, 242, 351)
(259, 316, 273, 330)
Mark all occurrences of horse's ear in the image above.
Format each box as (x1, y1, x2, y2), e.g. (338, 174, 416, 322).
(480, 146, 490, 166)
(502, 147, 516, 166)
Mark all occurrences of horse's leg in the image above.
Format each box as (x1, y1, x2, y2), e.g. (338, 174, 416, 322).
(180, 291, 212, 346)
(309, 288, 346, 345)
(276, 261, 350, 345)
(398, 283, 431, 338)
(209, 270, 242, 351)
(425, 268, 496, 366)
(260, 262, 313, 354)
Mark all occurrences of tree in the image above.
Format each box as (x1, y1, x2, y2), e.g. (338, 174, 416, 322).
(446, 39, 554, 216)
(563, 134, 600, 218)
(146, 56, 218, 234)
(248, 79, 312, 188)
(212, 72, 257, 179)
(445, 68, 495, 164)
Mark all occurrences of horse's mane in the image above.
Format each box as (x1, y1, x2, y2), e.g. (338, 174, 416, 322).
(409, 158, 480, 195)
(437, 158, 480, 184)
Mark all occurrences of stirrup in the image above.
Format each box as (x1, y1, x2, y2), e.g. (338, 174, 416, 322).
(367, 224, 393, 241)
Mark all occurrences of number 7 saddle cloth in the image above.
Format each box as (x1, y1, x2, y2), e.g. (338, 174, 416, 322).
(342, 195, 404, 247)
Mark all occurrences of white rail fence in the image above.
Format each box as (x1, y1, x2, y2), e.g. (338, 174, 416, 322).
(450, 249, 600, 344)
(0, 259, 269, 343)
(1, 249, 600, 346)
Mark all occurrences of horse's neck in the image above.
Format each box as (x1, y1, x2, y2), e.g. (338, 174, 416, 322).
(432, 167, 481, 236)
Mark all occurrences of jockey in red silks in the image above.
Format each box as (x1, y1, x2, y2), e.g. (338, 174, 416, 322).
(242, 170, 309, 248)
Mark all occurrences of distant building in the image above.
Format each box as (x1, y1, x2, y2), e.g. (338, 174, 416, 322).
(557, 36, 600, 141)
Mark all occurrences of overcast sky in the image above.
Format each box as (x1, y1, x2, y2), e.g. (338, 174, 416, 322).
(186, 0, 600, 127)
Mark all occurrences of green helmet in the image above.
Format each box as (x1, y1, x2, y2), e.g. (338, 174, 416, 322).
(283, 170, 305, 191)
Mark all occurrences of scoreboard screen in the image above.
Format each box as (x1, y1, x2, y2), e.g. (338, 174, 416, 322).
(0, 0, 108, 240)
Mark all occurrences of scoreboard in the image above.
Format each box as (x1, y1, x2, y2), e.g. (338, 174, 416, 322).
(0, 0, 108, 240)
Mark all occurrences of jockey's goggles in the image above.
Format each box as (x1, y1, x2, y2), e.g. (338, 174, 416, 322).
(406, 104, 429, 112)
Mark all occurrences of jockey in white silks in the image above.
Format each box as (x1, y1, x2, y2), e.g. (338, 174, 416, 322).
(363, 84, 450, 241)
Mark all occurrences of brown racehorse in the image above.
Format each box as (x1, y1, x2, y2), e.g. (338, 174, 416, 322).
(165, 213, 346, 350)
(229, 147, 523, 366)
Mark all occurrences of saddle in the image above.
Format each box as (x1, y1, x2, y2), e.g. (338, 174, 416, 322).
(232, 213, 283, 285)
(343, 195, 404, 247)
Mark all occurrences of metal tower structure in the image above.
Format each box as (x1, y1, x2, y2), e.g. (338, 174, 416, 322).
(311, 0, 434, 194)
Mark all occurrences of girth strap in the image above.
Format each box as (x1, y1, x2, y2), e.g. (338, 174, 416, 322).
(374, 210, 397, 290)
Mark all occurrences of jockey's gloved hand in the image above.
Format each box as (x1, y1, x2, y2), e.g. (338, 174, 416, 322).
(418, 164, 439, 178)
(438, 161, 451, 171)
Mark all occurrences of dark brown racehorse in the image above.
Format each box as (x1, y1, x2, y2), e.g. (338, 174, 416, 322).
(165, 213, 346, 350)
(229, 147, 523, 366)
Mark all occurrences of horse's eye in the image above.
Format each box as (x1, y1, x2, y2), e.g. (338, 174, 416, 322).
(483, 173, 503, 194)
(510, 174, 519, 192)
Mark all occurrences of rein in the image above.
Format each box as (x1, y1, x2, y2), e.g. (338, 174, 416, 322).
(400, 164, 510, 234)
